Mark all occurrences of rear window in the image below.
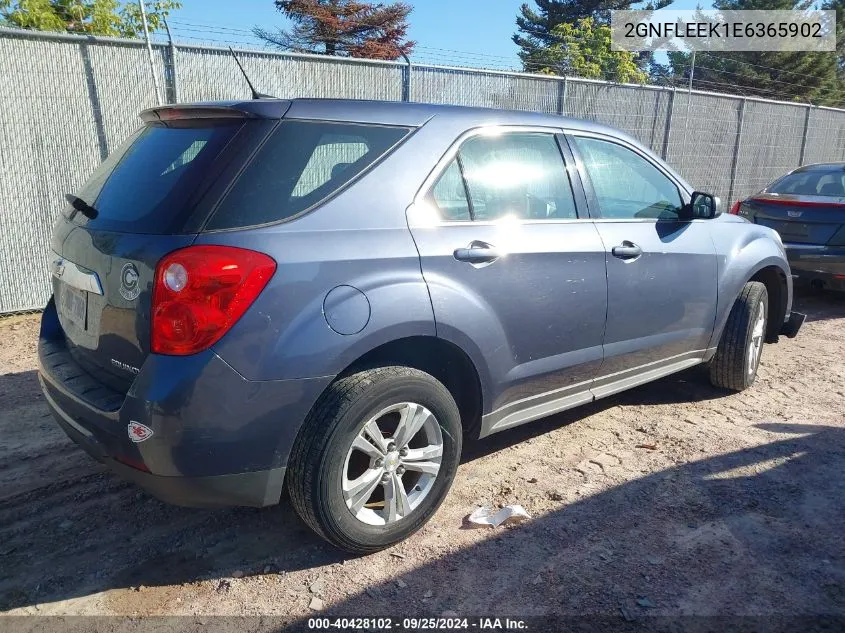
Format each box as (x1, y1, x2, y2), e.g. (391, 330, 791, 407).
(67, 122, 242, 234)
(205, 121, 410, 230)
(769, 167, 845, 197)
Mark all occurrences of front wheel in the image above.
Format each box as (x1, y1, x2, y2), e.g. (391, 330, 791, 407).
(287, 366, 462, 553)
(709, 281, 769, 391)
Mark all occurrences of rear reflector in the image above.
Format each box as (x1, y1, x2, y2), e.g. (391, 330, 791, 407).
(152, 245, 276, 355)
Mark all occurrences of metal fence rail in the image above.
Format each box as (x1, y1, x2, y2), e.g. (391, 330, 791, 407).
(1, 27, 844, 314)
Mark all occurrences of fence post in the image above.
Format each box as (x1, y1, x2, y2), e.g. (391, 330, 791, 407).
(798, 104, 812, 167)
(727, 98, 747, 205)
(661, 87, 675, 160)
(557, 75, 568, 116)
(400, 52, 412, 102)
(138, 0, 163, 105)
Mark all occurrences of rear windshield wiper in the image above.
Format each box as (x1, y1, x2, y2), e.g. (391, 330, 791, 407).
(65, 194, 98, 220)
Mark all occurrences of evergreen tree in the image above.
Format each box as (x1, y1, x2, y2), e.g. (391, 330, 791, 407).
(653, 0, 843, 104)
(254, 0, 414, 60)
(514, 0, 673, 74)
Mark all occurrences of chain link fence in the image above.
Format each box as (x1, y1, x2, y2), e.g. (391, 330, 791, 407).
(2, 26, 845, 314)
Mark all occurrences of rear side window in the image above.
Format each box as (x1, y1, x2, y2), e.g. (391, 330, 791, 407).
(206, 121, 410, 230)
(68, 122, 242, 234)
(768, 168, 845, 197)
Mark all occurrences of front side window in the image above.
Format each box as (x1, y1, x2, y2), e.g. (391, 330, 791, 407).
(207, 121, 409, 230)
(572, 136, 683, 220)
(456, 132, 578, 221)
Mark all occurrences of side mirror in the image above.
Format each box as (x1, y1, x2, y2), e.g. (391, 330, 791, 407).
(687, 191, 720, 219)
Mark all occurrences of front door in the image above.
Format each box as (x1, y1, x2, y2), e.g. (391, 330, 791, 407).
(408, 128, 608, 434)
(567, 133, 718, 397)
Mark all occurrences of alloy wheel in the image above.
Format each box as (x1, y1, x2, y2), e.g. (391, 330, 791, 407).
(341, 402, 444, 526)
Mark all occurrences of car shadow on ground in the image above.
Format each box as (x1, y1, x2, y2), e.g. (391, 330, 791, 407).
(295, 420, 845, 622)
(793, 286, 845, 323)
(2, 362, 844, 618)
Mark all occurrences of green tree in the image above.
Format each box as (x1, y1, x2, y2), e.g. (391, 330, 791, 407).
(652, 0, 843, 104)
(514, 0, 673, 73)
(0, 0, 181, 38)
(254, 0, 414, 60)
(537, 17, 647, 82)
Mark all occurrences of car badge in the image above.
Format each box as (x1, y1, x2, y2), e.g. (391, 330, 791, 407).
(119, 262, 141, 301)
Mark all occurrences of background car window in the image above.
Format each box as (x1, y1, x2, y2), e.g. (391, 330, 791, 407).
(458, 133, 578, 221)
(428, 159, 472, 221)
(572, 136, 683, 220)
(768, 168, 845, 197)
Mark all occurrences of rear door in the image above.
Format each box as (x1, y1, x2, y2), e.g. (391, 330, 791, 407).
(407, 127, 608, 432)
(51, 114, 271, 393)
(567, 133, 717, 396)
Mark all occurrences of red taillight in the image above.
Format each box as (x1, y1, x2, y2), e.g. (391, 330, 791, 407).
(729, 200, 742, 215)
(151, 245, 276, 355)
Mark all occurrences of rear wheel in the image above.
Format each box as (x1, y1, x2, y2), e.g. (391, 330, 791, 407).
(709, 281, 768, 391)
(287, 366, 462, 553)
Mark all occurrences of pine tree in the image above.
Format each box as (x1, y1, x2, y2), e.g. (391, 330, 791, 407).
(656, 0, 843, 105)
(513, 0, 673, 74)
(254, 0, 414, 60)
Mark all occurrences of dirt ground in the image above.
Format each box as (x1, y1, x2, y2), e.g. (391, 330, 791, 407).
(1, 290, 844, 624)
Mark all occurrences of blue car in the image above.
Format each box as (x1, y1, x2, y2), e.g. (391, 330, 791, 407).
(39, 98, 804, 551)
(730, 162, 845, 292)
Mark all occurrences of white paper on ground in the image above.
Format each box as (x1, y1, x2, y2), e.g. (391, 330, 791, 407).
(467, 504, 532, 528)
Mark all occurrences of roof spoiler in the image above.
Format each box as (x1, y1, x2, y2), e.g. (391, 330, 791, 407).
(140, 105, 259, 124)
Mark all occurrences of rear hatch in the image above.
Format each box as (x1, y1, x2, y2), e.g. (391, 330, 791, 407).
(741, 165, 845, 246)
(51, 108, 276, 393)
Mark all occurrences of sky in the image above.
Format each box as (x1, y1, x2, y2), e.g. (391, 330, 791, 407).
(168, 0, 707, 70)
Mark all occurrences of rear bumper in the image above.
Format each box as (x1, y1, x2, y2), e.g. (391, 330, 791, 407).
(44, 382, 285, 507)
(785, 244, 845, 290)
(37, 299, 331, 508)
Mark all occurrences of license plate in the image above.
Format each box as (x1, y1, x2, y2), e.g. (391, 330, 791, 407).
(780, 223, 809, 238)
(60, 284, 87, 330)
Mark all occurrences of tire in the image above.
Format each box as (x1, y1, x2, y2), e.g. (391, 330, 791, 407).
(709, 281, 768, 392)
(287, 366, 462, 553)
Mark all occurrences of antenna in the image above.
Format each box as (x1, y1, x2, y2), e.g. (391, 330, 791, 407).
(229, 47, 274, 100)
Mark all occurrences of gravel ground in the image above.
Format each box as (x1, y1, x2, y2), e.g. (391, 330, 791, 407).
(1, 290, 844, 622)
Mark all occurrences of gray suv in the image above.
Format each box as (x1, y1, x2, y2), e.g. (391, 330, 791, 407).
(39, 98, 804, 552)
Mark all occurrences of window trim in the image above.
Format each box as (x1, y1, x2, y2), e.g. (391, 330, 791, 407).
(563, 130, 695, 223)
(410, 125, 591, 227)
